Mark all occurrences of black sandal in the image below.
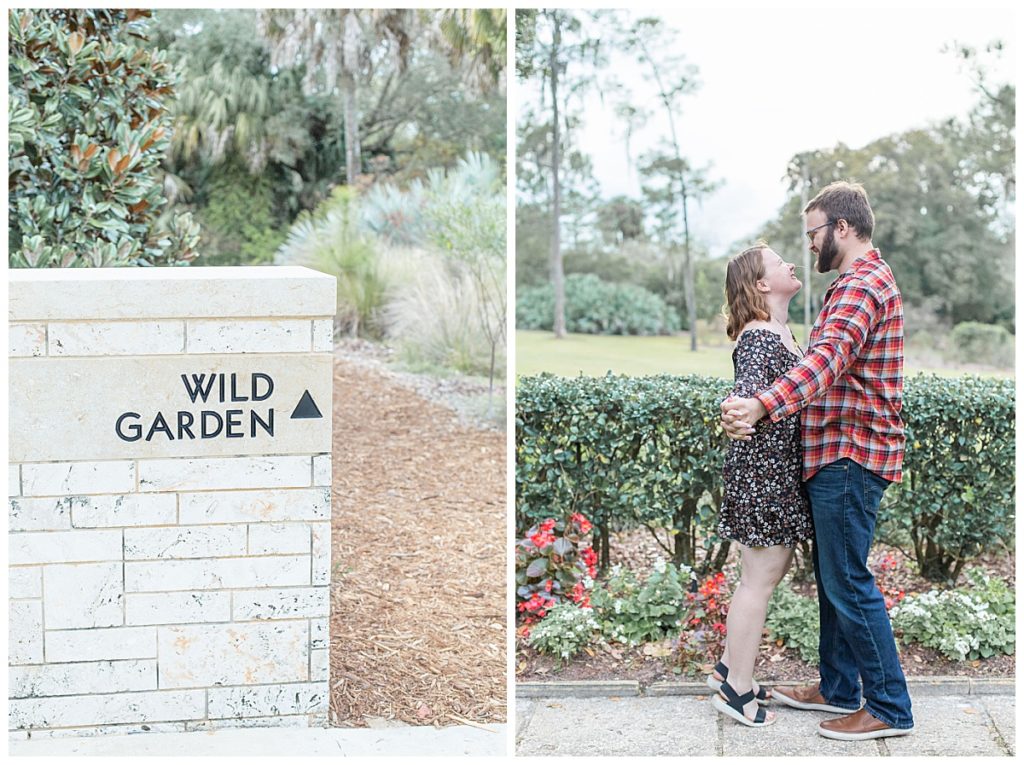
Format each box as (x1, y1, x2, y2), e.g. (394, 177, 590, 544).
(711, 679, 775, 728)
(705, 661, 770, 706)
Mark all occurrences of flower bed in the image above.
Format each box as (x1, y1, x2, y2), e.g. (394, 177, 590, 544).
(515, 527, 1015, 684)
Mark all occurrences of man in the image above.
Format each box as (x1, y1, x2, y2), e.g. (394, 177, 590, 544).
(721, 181, 913, 741)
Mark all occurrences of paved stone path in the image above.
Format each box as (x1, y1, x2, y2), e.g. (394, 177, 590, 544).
(9, 722, 507, 756)
(516, 687, 1015, 757)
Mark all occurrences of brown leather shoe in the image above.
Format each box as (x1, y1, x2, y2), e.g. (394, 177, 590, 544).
(818, 708, 914, 740)
(772, 682, 858, 714)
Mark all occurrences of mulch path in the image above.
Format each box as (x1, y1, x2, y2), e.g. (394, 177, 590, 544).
(517, 528, 1015, 686)
(328, 353, 506, 727)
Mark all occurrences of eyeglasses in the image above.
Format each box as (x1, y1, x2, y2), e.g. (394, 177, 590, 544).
(805, 219, 837, 242)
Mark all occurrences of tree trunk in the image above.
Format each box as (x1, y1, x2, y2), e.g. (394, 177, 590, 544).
(547, 11, 566, 339)
(342, 12, 362, 186)
(598, 520, 610, 572)
(680, 183, 697, 351)
(634, 32, 697, 351)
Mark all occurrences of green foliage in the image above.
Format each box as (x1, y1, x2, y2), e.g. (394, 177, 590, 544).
(517, 374, 1015, 576)
(676, 571, 730, 671)
(370, 152, 507, 385)
(762, 87, 1015, 332)
(879, 375, 1015, 583)
(889, 569, 1015, 661)
(525, 602, 599, 660)
(515, 515, 596, 613)
(194, 163, 285, 266)
(9, 8, 199, 267)
(764, 584, 820, 665)
(277, 187, 385, 338)
(949, 322, 1014, 368)
(517, 274, 681, 335)
(589, 560, 691, 646)
(516, 373, 733, 569)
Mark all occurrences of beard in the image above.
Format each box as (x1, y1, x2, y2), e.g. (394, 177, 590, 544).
(815, 227, 839, 273)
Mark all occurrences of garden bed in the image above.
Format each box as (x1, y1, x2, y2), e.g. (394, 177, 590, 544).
(516, 528, 1015, 686)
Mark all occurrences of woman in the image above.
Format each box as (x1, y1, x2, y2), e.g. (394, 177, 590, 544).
(708, 242, 814, 728)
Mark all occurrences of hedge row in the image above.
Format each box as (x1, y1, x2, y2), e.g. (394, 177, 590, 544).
(515, 373, 1015, 583)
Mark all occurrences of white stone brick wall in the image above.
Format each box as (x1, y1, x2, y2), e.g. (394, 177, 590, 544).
(8, 267, 334, 736)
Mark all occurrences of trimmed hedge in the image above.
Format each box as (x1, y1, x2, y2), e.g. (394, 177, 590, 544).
(515, 373, 1014, 583)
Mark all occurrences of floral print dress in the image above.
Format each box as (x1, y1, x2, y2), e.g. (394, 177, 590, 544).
(718, 328, 814, 548)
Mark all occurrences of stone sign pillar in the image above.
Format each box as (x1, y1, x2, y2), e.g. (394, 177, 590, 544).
(8, 266, 336, 738)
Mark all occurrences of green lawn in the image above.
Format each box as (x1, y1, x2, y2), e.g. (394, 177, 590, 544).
(516, 330, 1013, 380)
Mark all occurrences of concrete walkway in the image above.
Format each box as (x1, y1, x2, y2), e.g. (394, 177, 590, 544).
(9, 722, 508, 756)
(516, 680, 1015, 757)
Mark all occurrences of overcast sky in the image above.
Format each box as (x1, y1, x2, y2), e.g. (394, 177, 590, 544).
(567, 6, 1015, 259)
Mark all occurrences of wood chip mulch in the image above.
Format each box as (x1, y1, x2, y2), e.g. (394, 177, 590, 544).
(328, 355, 506, 727)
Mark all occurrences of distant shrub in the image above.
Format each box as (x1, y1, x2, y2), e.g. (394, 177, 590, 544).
(950, 322, 1014, 368)
(277, 186, 387, 338)
(516, 273, 681, 335)
(383, 251, 498, 376)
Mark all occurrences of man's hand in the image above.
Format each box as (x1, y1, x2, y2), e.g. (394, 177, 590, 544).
(720, 396, 767, 441)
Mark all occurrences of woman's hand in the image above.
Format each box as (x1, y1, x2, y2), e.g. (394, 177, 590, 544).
(720, 396, 764, 440)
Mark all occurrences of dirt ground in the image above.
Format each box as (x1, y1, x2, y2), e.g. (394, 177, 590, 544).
(327, 349, 506, 727)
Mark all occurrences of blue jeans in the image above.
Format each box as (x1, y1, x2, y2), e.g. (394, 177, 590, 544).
(806, 458, 914, 729)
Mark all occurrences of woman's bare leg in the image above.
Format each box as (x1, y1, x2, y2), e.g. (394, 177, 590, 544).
(720, 543, 795, 721)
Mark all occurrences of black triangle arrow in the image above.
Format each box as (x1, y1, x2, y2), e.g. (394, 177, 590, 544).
(290, 390, 323, 419)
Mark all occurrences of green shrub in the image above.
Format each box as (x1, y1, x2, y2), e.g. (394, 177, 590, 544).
(193, 163, 285, 266)
(517, 273, 681, 335)
(516, 374, 1014, 580)
(526, 602, 599, 660)
(277, 186, 386, 338)
(889, 569, 1015, 660)
(880, 375, 1014, 582)
(9, 9, 199, 267)
(589, 560, 691, 646)
(764, 585, 820, 665)
(516, 374, 735, 569)
(949, 322, 1014, 368)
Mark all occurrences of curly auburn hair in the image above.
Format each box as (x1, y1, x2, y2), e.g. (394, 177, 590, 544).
(723, 242, 771, 341)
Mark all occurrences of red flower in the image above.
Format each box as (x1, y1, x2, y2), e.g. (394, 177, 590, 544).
(530, 531, 555, 549)
(544, 579, 554, 592)
(570, 512, 593, 533)
(539, 519, 557, 533)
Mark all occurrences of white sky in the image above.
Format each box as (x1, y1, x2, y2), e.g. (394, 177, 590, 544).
(570, 6, 1015, 258)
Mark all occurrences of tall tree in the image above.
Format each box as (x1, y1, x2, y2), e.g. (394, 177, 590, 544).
(257, 9, 416, 187)
(436, 9, 507, 93)
(516, 9, 609, 338)
(639, 149, 718, 333)
(620, 16, 711, 350)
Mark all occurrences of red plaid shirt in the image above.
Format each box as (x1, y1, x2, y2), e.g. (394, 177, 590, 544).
(756, 249, 905, 482)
